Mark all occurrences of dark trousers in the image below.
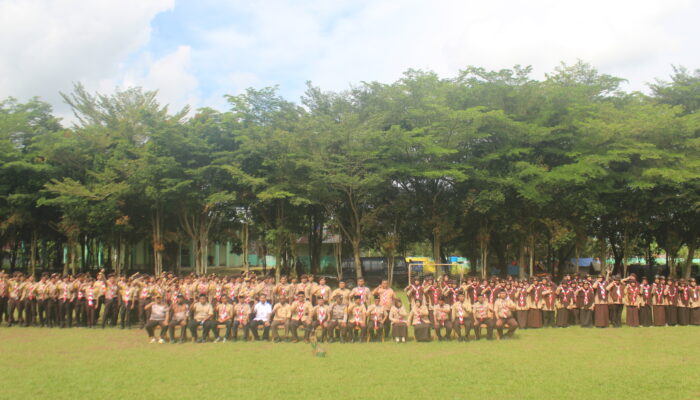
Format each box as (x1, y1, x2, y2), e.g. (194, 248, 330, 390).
(543, 310, 555, 327)
(213, 321, 233, 339)
(137, 298, 150, 328)
(8, 299, 21, 324)
(473, 318, 494, 340)
(368, 321, 384, 341)
(145, 320, 167, 338)
(232, 320, 248, 340)
(24, 299, 36, 326)
(249, 320, 270, 340)
(118, 302, 132, 328)
(75, 299, 87, 327)
(0, 297, 7, 323)
(271, 320, 289, 340)
(102, 298, 118, 327)
(327, 320, 346, 340)
(496, 317, 518, 338)
(290, 319, 312, 341)
(452, 320, 473, 340)
(433, 320, 452, 340)
(58, 300, 73, 327)
(187, 320, 213, 340)
(168, 320, 187, 341)
(37, 299, 48, 326)
(46, 299, 58, 327)
(609, 304, 623, 327)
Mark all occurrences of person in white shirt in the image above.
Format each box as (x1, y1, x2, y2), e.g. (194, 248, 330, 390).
(247, 294, 272, 341)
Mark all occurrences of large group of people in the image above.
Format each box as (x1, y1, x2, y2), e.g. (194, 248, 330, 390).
(0, 269, 698, 344)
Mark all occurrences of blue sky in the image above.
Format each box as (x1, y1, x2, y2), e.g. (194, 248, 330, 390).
(1, 0, 699, 121)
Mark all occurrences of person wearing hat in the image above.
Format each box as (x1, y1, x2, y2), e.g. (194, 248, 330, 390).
(526, 279, 544, 329)
(289, 292, 313, 343)
(212, 295, 234, 342)
(451, 292, 473, 341)
(576, 280, 594, 327)
(232, 294, 252, 341)
(144, 295, 170, 343)
(542, 280, 557, 328)
(514, 280, 529, 329)
(168, 295, 189, 343)
(652, 276, 667, 326)
(472, 293, 494, 340)
(389, 298, 409, 343)
(494, 289, 518, 339)
(607, 276, 624, 328)
(187, 293, 214, 343)
(347, 295, 367, 343)
(555, 281, 574, 328)
(638, 277, 653, 327)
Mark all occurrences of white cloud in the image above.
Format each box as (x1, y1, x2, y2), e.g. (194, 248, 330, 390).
(0, 0, 174, 119)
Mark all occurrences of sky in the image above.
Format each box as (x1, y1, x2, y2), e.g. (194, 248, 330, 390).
(0, 0, 699, 122)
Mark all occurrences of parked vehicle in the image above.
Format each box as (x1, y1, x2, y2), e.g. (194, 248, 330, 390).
(339, 257, 407, 288)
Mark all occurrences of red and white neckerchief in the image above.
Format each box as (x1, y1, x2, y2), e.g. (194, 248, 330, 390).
(354, 307, 361, 327)
(560, 288, 572, 305)
(439, 307, 447, 326)
(62, 284, 69, 301)
(11, 284, 19, 298)
(598, 282, 607, 300)
(280, 286, 288, 298)
(357, 287, 368, 304)
(488, 287, 498, 304)
(237, 305, 247, 324)
(219, 305, 228, 321)
(505, 288, 515, 301)
(77, 288, 84, 300)
(108, 285, 116, 298)
(641, 284, 651, 300)
(373, 311, 379, 329)
(318, 307, 326, 323)
(431, 286, 440, 304)
(518, 290, 527, 307)
(297, 303, 306, 320)
(681, 287, 689, 303)
(470, 284, 479, 302)
(87, 288, 95, 307)
(171, 291, 179, 304)
(654, 285, 664, 302)
(477, 303, 487, 319)
(457, 306, 465, 325)
(122, 288, 131, 305)
(533, 285, 541, 305)
(582, 288, 592, 306)
(448, 287, 458, 304)
(614, 283, 622, 301)
(215, 285, 222, 302)
(410, 285, 421, 300)
(628, 286, 639, 305)
(380, 290, 391, 306)
(319, 287, 327, 298)
(691, 287, 699, 301)
(198, 283, 207, 295)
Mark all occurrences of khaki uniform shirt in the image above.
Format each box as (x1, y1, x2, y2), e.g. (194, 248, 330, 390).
(272, 303, 291, 322)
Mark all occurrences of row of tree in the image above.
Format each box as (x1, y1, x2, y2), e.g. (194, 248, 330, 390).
(1, 62, 699, 280)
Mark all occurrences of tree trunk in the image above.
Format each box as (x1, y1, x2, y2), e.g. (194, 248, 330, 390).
(683, 237, 696, 279)
(151, 207, 164, 276)
(528, 234, 535, 278)
(433, 228, 441, 265)
(29, 229, 38, 276)
(242, 222, 249, 274)
(352, 239, 363, 280)
(387, 256, 395, 286)
(334, 240, 342, 281)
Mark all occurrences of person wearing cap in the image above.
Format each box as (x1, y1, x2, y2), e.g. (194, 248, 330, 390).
(248, 294, 273, 341)
(433, 296, 452, 341)
(638, 277, 653, 327)
(347, 295, 367, 343)
(472, 293, 494, 340)
(187, 293, 214, 343)
(526, 279, 544, 329)
(652, 276, 667, 326)
(271, 295, 291, 342)
(494, 289, 518, 339)
(367, 295, 387, 342)
(555, 281, 574, 328)
(144, 295, 170, 343)
(514, 280, 529, 329)
(621, 276, 640, 327)
(168, 295, 189, 343)
(289, 292, 313, 343)
(331, 281, 351, 306)
(232, 294, 252, 341)
(327, 295, 348, 343)
(389, 298, 408, 343)
(451, 292, 472, 341)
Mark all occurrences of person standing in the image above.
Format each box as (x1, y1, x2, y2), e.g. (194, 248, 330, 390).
(689, 280, 700, 326)
(389, 299, 408, 343)
(405, 277, 424, 308)
(665, 279, 679, 326)
(593, 276, 610, 328)
(515, 281, 529, 329)
(555, 282, 574, 328)
(623, 278, 641, 327)
(638, 277, 653, 327)
(607, 277, 624, 328)
(0, 272, 8, 325)
(313, 278, 332, 305)
(677, 279, 691, 326)
(188, 294, 214, 343)
(144, 295, 169, 343)
(118, 281, 135, 329)
(350, 278, 371, 305)
(652, 276, 667, 326)
(576, 281, 594, 327)
(249, 294, 272, 341)
(330, 281, 351, 306)
(494, 290, 518, 339)
(526, 279, 544, 329)
(372, 279, 395, 339)
(327, 296, 348, 343)
(101, 275, 119, 328)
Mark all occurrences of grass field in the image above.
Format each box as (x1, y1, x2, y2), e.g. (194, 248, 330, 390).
(1, 324, 698, 400)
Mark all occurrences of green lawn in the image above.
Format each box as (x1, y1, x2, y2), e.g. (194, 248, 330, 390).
(1, 324, 698, 400)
